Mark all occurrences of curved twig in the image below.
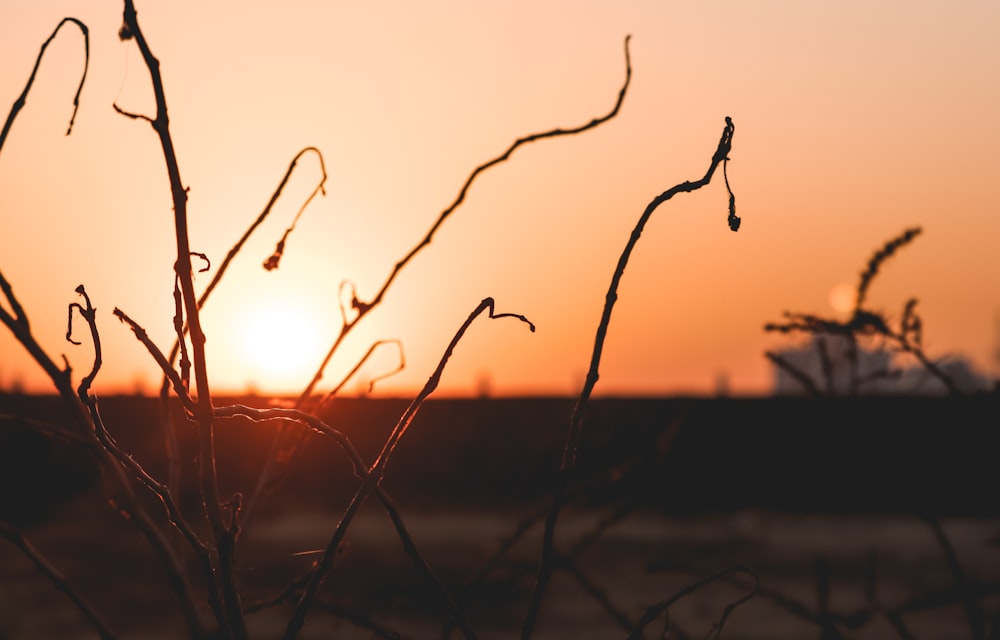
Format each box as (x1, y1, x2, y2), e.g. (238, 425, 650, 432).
(0, 17, 89, 156)
(66, 285, 101, 395)
(297, 35, 632, 402)
(114, 308, 195, 413)
(283, 298, 534, 640)
(0, 522, 117, 640)
(626, 566, 758, 640)
(243, 33, 634, 530)
(119, 1, 246, 634)
(320, 339, 405, 405)
(522, 117, 737, 638)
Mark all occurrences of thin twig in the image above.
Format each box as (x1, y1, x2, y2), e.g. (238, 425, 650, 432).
(119, 1, 245, 634)
(925, 517, 986, 640)
(73, 288, 222, 635)
(765, 350, 824, 396)
(0, 17, 89, 155)
(0, 521, 117, 640)
(242, 33, 635, 529)
(216, 399, 473, 637)
(522, 116, 737, 639)
(283, 298, 534, 640)
(626, 566, 757, 640)
(557, 555, 634, 632)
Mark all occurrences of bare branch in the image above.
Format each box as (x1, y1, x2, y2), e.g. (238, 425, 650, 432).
(119, 0, 244, 632)
(205, 146, 327, 300)
(0, 414, 95, 447)
(66, 285, 102, 395)
(297, 34, 633, 403)
(627, 566, 758, 640)
(855, 226, 922, 312)
(318, 339, 405, 408)
(113, 307, 195, 413)
(0, 17, 89, 156)
(111, 101, 154, 124)
(0, 521, 116, 640)
(925, 517, 986, 640)
(283, 298, 534, 640)
(362, 36, 634, 314)
(765, 351, 824, 397)
(215, 402, 474, 640)
(0, 269, 31, 329)
(244, 37, 629, 524)
(523, 116, 737, 639)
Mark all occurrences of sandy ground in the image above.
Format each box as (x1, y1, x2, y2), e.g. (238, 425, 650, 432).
(3, 497, 999, 639)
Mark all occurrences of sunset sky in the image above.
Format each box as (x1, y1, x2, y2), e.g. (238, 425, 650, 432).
(1, 2, 998, 397)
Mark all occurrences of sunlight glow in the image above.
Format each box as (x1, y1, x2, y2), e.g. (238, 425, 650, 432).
(828, 283, 856, 315)
(239, 304, 322, 389)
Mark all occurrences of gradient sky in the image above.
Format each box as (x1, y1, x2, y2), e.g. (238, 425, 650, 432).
(1, 2, 998, 397)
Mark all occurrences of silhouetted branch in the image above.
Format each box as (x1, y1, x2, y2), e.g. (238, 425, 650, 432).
(765, 350, 824, 396)
(262, 153, 327, 270)
(119, 0, 245, 633)
(320, 339, 406, 405)
(244, 33, 632, 530)
(113, 307, 195, 412)
(855, 227, 922, 312)
(0, 17, 89, 156)
(523, 116, 738, 639)
(283, 298, 534, 640)
(556, 555, 633, 632)
(171, 276, 191, 391)
(626, 566, 757, 640)
(66, 285, 101, 395)
(0, 414, 94, 447)
(209, 146, 327, 296)
(926, 517, 986, 640)
(766, 228, 965, 396)
(0, 277, 207, 635)
(357, 35, 635, 318)
(112, 102, 153, 124)
(70, 294, 221, 633)
(152, 146, 328, 507)
(0, 270, 75, 394)
(214, 401, 474, 639)
(864, 551, 918, 640)
(0, 521, 116, 640)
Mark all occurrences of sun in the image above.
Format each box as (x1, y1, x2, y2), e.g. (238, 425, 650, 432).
(828, 282, 856, 315)
(238, 304, 323, 389)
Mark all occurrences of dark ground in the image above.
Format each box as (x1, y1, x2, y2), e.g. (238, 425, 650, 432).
(1, 393, 998, 638)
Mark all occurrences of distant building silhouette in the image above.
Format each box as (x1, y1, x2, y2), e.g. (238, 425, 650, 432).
(771, 335, 991, 396)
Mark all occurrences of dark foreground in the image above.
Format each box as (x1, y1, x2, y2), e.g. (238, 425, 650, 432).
(0, 393, 998, 638)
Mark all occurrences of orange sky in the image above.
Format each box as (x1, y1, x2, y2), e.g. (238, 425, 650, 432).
(1, 2, 998, 397)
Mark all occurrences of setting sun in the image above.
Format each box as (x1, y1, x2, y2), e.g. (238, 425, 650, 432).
(237, 303, 322, 391)
(828, 283, 856, 315)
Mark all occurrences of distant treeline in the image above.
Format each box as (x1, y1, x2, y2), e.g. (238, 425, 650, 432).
(1, 393, 997, 524)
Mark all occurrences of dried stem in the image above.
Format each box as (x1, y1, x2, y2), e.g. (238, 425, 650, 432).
(1, 278, 209, 636)
(0, 17, 89, 155)
(118, 1, 244, 635)
(158, 146, 327, 496)
(626, 566, 757, 640)
(241, 33, 635, 528)
(765, 350, 825, 396)
(215, 400, 467, 637)
(319, 339, 405, 405)
(282, 298, 534, 640)
(522, 116, 737, 638)
(855, 227, 922, 312)
(71, 288, 223, 635)
(0, 521, 116, 640)
(925, 517, 986, 640)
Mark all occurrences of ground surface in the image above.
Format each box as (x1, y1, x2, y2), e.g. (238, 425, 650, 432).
(2, 394, 998, 638)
